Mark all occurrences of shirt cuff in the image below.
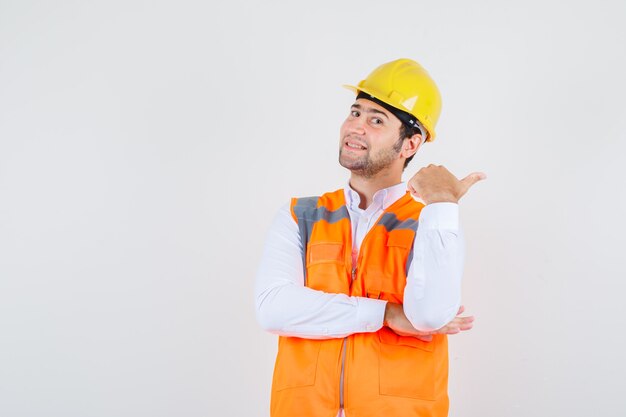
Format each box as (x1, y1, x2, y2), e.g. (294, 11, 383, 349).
(356, 298, 387, 332)
(419, 202, 459, 230)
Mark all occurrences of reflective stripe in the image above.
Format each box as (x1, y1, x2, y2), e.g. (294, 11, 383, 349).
(376, 212, 419, 232)
(292, 196, 350, 286)
(293, 197, 318, 286)
(293, 202, 350, 226)
(377, 212, 419, 274)
(293, 196, 320, 212)
(405, 241, 415, 275)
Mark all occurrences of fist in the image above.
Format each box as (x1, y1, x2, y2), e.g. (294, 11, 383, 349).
(407, 165, 486, 205)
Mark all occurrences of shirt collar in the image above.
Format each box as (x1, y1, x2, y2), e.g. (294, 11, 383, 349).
(344, 181, 408, 211)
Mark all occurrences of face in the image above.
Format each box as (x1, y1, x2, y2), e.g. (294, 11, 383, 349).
(339, 98, 404, 178)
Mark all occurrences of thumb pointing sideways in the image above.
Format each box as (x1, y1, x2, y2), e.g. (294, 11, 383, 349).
(460, 172, 487, 193)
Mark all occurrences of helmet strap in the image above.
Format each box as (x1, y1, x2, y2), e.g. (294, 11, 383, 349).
(356, 91, 424, 137)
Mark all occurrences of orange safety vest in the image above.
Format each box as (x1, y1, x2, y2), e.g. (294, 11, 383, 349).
(270, 189, 449, 417)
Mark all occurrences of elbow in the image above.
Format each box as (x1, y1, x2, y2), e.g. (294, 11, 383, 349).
(255, 291, 285, 334)
(405, 305, 459, 332)
(406, 317, 446, 333)
(256, 307, 282, 333)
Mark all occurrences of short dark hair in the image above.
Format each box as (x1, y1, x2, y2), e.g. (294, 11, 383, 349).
(395, 123, 424, 170)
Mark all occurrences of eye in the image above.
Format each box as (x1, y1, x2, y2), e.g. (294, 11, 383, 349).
(371, 117, 383, 125)
(350, 110, 360, 117)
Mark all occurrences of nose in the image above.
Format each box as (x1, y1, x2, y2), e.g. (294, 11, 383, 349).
(344, 115, 366, 135)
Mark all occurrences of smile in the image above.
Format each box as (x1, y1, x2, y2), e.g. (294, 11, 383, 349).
(345, 141, 367, 150)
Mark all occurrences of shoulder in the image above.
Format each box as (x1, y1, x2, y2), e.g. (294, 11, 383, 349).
(289, 195, 319, 223)
(290, 189, 345, 221)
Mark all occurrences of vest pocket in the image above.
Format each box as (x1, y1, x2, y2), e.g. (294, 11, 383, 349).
(306, 242, 348, 293)
(377, 236, 412, 297)
(378, 328, 437, 401)
(308, 242, 344, 265)
(273, 337, 321, 391)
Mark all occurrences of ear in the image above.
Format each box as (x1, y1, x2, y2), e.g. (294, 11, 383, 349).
(399, 133, 423, 159)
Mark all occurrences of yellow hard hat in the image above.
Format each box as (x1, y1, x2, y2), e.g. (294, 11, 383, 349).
(344, 58, 442, 142)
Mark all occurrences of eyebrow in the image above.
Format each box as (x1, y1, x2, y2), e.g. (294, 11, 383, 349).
(351, 103, 389, 119)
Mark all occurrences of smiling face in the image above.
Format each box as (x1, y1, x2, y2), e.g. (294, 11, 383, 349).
(338, 98, 406, 178)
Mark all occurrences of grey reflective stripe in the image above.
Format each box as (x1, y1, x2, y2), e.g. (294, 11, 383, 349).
(405, 242, 415, 275)
(376, 212, 419, 274)
(293, 197, 320, 257)
(376, 212, 419, 232)
(292, 196, 350, 286)
(293, 196, 320, 213)
(293, 204, 350, 226)
(293, 197, 319, 286)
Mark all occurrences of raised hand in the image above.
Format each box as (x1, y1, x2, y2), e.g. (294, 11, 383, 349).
(407, 165, 486, 205)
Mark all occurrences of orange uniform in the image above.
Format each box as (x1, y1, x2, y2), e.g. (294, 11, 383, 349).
(270, 189, 449, 417)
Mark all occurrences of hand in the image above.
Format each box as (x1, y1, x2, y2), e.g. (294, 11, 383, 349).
(384, 303, 474, 342)
(383, 302, 435, 341)
(407, 165, 486, 205)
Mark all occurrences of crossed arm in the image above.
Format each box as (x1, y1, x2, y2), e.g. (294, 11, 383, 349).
(254, 202, 473, 341)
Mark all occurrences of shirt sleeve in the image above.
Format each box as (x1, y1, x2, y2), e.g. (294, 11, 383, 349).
(403, 202, 465, 331)
(254, 203, 388, 339)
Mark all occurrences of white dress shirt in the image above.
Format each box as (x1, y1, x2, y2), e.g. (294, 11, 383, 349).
(255, 181, 465, 338)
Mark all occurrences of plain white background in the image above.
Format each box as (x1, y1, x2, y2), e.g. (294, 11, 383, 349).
(1, 1, 625, 416)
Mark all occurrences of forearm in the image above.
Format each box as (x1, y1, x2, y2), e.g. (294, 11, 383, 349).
(403, 202, 465, 331)
(254, 204, 387, 339)
(256, 281, 387, 339)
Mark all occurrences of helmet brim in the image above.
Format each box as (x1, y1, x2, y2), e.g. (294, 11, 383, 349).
(341, 84, 435, 142)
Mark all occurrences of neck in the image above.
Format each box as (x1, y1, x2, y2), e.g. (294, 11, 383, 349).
(349, 169, 402, 210)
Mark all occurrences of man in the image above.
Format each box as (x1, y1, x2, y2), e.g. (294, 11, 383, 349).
(255, 58, 485, 417)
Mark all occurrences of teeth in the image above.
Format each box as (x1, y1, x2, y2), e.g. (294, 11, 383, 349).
(347, 142, 365, 150)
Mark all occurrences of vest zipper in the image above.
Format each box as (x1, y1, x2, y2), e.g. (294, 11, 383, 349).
(341, 268, 357, 411)
(340, 200, 394, 412)
(339, 337, 347, 409)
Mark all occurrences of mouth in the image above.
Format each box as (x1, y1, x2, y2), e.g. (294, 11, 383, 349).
(343, 140, 367, 151)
